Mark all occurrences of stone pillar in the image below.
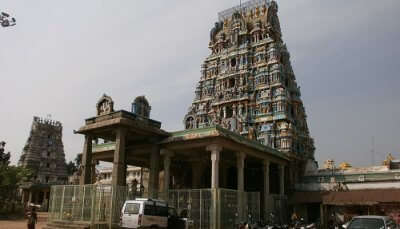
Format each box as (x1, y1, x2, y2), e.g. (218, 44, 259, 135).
(207, 144, 222, 229)
(263, 160, 270, 218)
(320, 204, 325, 228)
(161, 149, 174, 197)
(279, 164, 285, 195)
(223, 107, 227, 119)
(91, 160, 97, 184)
(206, 144, 222, 189)
(80, 135, 92, 185)
(149, 146, 160, 198)
(237, 152, 246, 219)
(112, 128, 127, 186)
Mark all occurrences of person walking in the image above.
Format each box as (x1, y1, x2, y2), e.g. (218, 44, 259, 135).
(26, 206, 37, 229)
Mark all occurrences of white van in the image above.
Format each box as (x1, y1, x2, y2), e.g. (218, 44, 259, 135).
(120, 198, 169, 229)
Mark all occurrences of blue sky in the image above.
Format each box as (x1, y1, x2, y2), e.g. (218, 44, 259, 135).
(1, 0, 399, 167)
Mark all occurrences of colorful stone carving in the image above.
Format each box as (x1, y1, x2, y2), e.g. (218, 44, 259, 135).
(184, 0, 315, 160)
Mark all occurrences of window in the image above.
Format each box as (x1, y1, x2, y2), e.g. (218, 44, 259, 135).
(144, 204, 168, 217)
(231, 58, 236, 67)
(46, 163, 50, 168)
(124, 203, 140, 214)
(348, 218, 384, 229)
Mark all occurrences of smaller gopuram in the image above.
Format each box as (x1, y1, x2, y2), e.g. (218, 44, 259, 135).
(18, 116, 68, 209)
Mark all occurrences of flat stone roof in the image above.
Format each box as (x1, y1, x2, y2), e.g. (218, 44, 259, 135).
(161, 125, 289, 161)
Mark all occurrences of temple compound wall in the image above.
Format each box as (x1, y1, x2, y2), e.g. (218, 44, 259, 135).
(18, 116, 68, 209)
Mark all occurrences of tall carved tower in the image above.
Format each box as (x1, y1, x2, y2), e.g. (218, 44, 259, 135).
(19, 116, 68, 184)
(184, 0, 315, 165)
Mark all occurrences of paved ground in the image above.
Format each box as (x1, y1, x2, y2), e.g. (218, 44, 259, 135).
(0, 212, 48, 229)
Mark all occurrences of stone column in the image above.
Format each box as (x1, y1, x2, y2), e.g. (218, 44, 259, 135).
(112, 128, 127, 186)
(91, 160, 97, 184)
(237, 152, 246, 219)
(206, 144, 222, 189)
(223, 106, 227, 119)
(161, 149, 174, 198)
(279, 164, 285, 195)
(207, 144, 222, 229)
(149, 146, 160, 198)
(80, 135, 92, 185)
(263, 160, 270, 218)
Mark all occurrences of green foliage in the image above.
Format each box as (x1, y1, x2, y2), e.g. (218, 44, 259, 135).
(66, 160, 77, 175)
(0, 164, 33, 206)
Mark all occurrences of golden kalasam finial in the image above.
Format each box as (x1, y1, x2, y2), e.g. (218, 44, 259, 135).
(383, 153, 395, 166)
(339, 162, 352, 170)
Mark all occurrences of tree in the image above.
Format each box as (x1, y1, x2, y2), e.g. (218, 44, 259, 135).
(66, 161, 77, 175)
(0, 141, 33, 213)
(0, 141, 10, 166)
(66, 154, 82, 176)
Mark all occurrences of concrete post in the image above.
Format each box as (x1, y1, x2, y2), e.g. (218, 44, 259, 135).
(206, 144, 222, 229)
(149, 146, 160, 198)
(263, 160, 270, 219)
(237, 152, 246, 219)
(207, 144, 222, 189)
(80, 135, 92, 185)
(161, 149, 174, 199)
(279, 164, 285, 195)
(320, 204, 325, 228)
(112, 128, 127, 186)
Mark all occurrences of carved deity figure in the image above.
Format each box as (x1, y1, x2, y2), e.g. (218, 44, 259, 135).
(248, 127, 257, 140)
(96, 94, 114, 116)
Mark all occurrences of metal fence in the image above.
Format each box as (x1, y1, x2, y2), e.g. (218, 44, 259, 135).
(48, 185, 128, 228)
(167, 188, 260, 229)
(48, 185, 260, 229)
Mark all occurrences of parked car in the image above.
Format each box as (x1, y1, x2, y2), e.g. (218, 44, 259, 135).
(120, 198, 168, 229)
(343, 215, 398, 229)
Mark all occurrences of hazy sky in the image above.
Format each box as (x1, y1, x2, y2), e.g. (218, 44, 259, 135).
(1, 0, 400, 167)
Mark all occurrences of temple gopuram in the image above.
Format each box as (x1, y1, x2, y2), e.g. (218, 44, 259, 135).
(18, 116, 68, 210)
(184, 0, 315, 183)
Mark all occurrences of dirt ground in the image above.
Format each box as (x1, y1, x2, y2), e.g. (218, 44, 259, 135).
(0, 212, 48, 229)
(0, 219, 47, 229)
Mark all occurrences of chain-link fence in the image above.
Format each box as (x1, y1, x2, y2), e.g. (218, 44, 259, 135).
(48, 185, 128, 228)
(167, 188, 260, 229)
(48, 185, 260, 229)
